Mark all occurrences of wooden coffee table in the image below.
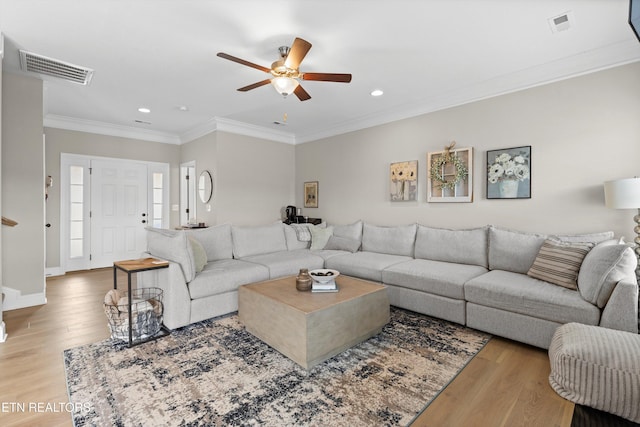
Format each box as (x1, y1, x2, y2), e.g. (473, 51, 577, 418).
(238, 275, 390, 369)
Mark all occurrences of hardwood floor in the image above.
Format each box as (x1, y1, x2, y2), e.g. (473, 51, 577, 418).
(0, 269, 574, 426)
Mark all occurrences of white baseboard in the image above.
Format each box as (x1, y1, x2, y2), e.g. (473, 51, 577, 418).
(0, 321, 6, 342)
(2, 287, 47, 311)
(45, 267, 65, 277)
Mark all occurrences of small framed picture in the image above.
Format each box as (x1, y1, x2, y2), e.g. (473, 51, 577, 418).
(390, 160, 418, 202)
(304, 181, 319, 208)
(486, 146, 531, 199)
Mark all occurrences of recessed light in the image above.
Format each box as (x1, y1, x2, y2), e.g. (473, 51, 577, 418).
(138, 107, 151, 113)
(370, 89, 384, 97)
(177, 105, 189, 112)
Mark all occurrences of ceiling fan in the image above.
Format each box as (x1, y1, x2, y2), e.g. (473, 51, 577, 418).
(217, 37, 352, 101)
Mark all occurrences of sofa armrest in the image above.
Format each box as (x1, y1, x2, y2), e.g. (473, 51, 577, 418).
(599, 279, 639, 333)
(138, 255, 191, 330)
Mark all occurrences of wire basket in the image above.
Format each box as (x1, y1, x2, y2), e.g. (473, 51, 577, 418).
(104, 287, 163, 342)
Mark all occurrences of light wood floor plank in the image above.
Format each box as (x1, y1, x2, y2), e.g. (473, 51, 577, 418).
(0, 269, 573, 426)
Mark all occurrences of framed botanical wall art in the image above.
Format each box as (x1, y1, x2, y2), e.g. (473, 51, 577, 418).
(390, 160, 418, 202)
(486, 146, 531, 199)
(304, 181, 319, 208)
(427, 144, 473, 203)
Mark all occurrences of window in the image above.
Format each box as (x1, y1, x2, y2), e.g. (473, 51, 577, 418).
(152, 172, 164, 228)
(69, 165, 84, 258)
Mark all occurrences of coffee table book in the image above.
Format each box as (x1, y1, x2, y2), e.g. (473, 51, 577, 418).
(312, 279, 338, 292)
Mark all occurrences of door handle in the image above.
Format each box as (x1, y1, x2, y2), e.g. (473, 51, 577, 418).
(142, 220, 147, 224)
(142, 213, 147, 217)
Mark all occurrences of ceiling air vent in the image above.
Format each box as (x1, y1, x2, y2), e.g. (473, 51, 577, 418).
(548, 11, 574, 34)
(19, 50, 94, 85)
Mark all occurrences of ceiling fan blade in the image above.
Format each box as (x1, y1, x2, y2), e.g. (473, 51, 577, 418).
(302, 72, 352, 83)
(294, 85, 311, 101)
(237, 79, 271, 92)
(217, 52, 271, 73)
(284, 38, 312, 70)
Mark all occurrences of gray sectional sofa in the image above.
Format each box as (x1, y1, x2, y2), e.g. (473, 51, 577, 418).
(139, 221, 638, 349)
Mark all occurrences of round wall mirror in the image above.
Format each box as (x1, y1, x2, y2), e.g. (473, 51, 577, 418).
(198, 170, 213, 203)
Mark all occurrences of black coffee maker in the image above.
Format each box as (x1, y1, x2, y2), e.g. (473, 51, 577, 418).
(285, 205, 306, 223)
(286, 205, 297, 222)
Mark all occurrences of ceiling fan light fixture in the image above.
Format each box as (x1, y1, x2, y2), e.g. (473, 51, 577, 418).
(271, 76, 299, 96)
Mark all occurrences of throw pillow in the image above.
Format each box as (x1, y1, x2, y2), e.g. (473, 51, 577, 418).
(323, 235, 361, 253)
(309, 225, 334, 250)
(527, 239, 594, 290)
(189, 237, 207, 273)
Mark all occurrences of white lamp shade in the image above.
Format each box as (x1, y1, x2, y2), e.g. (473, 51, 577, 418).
(604, 177, 640, 209)
(271, 77, 299, 96)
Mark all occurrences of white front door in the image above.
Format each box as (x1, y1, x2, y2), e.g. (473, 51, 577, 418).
(90, 159, 148, 268)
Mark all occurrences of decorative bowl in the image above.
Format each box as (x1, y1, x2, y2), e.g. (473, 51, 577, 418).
(309, 269, 340, 283)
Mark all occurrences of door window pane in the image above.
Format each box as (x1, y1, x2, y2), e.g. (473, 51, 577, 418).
(69, 165, 84, 258)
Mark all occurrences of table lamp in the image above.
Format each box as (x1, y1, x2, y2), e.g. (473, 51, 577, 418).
(604, 177, 640, 274)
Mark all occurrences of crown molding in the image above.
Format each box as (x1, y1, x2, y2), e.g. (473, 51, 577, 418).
(179, 117, 218, 144)
(44, 114, 181, 144)
(213, 116, 296, 145)
(296, 42, 640, 144)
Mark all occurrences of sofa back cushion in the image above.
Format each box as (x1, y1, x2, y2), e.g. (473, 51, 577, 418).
(185, 223, 233, 261)
(232, 223, 287, 258)
(362, 223, 417, 257)
(552, 231, 614, 244)
(332, 220, 363, 242)
(146, 227, 197, 282)
(488, 226, 547, 273)
(415, 225, 488, 267)
(578, 241, 638, 308)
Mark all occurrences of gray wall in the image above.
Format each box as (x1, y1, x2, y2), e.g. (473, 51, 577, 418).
(215, 131, 295, 225)
(2, 73, 45, 295)
(180, 131, 218, 226)
(44, 127, 182, 269)
(295, 62, 640, 240)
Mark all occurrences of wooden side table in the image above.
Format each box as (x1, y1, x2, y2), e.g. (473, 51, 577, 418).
(113, 257, 170, 347)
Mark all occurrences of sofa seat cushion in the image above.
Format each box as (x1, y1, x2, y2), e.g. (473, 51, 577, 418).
(383, 259, 488, 299)
(240, 249, 325, 279)
(325, 251, 412, 282)
(188, 259, 270, 299)
(465, 270, 600, 325)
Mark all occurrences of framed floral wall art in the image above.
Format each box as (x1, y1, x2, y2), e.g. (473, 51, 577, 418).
(486, 146, 531, 199)
(390, 160, 418, 202)
(304, 181, 319, 208)
(427, 144, 473, 203)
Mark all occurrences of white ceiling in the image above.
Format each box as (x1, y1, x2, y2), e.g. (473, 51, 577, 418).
(2, 0, 639, 145)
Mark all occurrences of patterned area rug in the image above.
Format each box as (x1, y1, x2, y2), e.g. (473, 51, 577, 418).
(64, 307, 490, 426)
